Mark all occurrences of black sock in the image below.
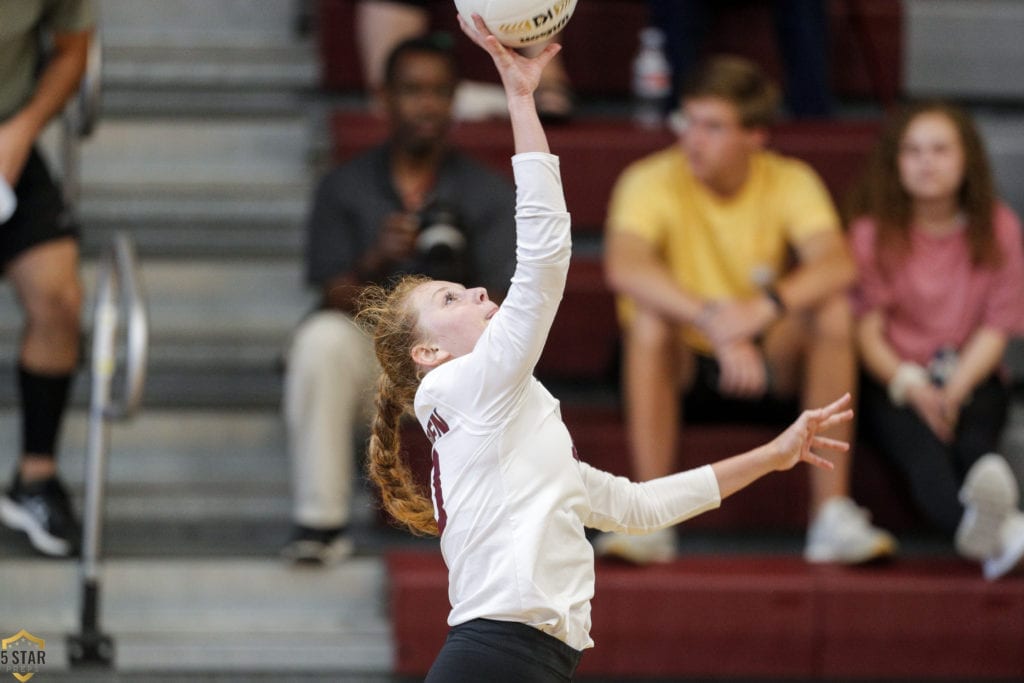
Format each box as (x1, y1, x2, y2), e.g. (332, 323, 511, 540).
(18, 364, 74, 458)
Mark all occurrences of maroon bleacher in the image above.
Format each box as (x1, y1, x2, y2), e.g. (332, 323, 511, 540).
(331, 111, 881, 232)
(318, 0, 903, 104)
(389, 550, 1024, 679)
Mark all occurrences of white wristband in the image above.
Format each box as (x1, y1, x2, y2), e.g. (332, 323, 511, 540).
(888, 362, 930, 407)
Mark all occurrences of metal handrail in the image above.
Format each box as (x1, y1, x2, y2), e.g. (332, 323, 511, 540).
(73, 29, 104, 138)
(90, 231, 149, 421)
(61, 29, 103, 212)
(71, 231, 148, 667)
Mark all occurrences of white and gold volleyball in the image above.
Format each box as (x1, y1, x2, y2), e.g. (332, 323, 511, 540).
(455, 0, 578, 47)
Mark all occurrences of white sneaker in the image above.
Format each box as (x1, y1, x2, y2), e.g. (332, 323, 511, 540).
(280, 526, 354, 566)
(983, 512, 1024, 580)
(955, 453, 1019, 561)
(593, 527, 676, 565)
(804, 496, 898, 564)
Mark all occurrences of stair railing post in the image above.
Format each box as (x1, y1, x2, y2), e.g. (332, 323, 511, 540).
(68, 232, 148, 668)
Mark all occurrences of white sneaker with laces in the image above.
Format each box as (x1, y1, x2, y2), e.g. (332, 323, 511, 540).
(955, 453, 1019, 561)
(983, 512, 1024, 580)
(593, 527, 676, 565)
(804, 496, 898, 564)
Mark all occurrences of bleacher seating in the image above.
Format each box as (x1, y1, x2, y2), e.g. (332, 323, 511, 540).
(388, 550, 1024, 680)
(331, 112, 881, 233)
(318, 0, 903, 105)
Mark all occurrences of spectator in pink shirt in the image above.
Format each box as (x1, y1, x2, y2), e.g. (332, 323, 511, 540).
(847, 102, 1024, 580)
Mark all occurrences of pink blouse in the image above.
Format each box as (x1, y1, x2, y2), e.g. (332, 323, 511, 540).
(849, 202, 1024, 366)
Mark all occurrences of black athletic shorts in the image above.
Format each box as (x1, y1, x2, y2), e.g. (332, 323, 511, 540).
(684, 354, 799, 425)
(0, 147, 79, 268)
(425, 618, 583, 682)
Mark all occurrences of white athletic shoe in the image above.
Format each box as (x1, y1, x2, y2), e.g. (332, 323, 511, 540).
(593, 527, 676, 565)
(983, 512, 1024, 580)
(955, 453, 1019, 561)
(804, 496, 898, 564)
(280, 526, 353, 566)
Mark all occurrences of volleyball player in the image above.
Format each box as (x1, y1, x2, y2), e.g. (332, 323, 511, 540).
(357, 14, 855, 681)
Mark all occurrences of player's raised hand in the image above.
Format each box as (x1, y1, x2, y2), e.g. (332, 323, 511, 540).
(457, 13, 560, 100)
(769, 393, 854, 472)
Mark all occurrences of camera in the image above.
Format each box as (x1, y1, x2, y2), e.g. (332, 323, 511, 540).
(416, 202, 468, 282)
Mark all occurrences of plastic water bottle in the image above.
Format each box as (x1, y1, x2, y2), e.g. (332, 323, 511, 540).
(631, 27, 672, 128)
(0, 176, 16, 225)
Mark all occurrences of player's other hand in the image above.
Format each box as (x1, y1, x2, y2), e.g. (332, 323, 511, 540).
(769, 393, 853, 472)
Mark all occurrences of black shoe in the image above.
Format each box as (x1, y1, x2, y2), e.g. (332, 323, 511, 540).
(0, 475, 80, 557)
(280, 525, 352, 565)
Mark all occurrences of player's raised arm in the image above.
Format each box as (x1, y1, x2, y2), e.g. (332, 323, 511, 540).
(457, 13, 559, 155)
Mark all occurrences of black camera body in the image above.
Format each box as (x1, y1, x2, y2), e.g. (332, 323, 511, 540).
(416, 202, 468, 282)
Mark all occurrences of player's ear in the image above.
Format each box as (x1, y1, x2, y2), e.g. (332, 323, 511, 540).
(411, 343, 451, 369)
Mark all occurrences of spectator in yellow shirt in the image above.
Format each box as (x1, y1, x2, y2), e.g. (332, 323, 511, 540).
(599, 55, 896, 565)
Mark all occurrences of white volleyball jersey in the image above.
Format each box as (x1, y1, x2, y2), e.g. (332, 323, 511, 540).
(414, 153, 722, 652)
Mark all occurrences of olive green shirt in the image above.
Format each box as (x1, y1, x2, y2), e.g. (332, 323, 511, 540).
(0, 0, 94, 121)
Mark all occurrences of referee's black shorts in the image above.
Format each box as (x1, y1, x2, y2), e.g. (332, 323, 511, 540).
(1, 147, 79, 268)
(426, 618, 583, 682)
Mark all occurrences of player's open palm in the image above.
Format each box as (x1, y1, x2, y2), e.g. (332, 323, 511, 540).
(458, 13, 561, 99)
(769, 393, 854, 472)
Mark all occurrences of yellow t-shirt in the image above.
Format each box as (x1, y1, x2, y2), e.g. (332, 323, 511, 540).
(607, 146, 840, 353)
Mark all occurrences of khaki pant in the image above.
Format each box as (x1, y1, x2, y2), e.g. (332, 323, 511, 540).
(283, 311, 377, 529)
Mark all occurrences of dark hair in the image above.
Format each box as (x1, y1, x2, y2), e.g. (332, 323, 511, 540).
(682, 55, 781, 128)
(845, 101, 1000, 270)
(383, 34, 459, 88)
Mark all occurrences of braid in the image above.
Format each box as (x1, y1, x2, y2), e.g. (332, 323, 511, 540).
(368, 374, 439, 536)
(357, 275, 439, 537)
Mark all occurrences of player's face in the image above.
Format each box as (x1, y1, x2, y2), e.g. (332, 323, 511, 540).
(898, 111, 966, 205)
(386, 53, 456, 153)
(409, 280, 499, 365)
(679, 97, 762, 191)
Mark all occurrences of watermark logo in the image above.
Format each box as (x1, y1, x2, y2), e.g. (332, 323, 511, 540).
(1, 630, 46, 682)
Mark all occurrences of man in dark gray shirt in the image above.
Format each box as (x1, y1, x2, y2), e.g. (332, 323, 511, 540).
(282, 35, 515, 563)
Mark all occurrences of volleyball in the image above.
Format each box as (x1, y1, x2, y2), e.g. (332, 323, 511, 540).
(455, 0, 578, 47)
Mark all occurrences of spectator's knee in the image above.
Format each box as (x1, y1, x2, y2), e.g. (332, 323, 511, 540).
(626, 308, 677, 354)
(811, 292, 853, 346)
(289, 312, 365, 377)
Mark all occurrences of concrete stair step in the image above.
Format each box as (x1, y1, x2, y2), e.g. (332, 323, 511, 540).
(906, 0, 1024, 101)
(100, 87, 320, 119)
(0, 558, 391, 674)
(71, 116, 312, 187)
(0, 257, 311, 337)
(79, 215, 303, 259)
(0, 408, 289, 520)
(101, 43, 318, 91)
(0, 258, 311, 407)
(97, 0, 317, 92)
(78, 182, 309, 225)
(99, 0, 311, 47)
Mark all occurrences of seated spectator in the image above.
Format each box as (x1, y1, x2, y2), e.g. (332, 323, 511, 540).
(598, 55, 895, 565)
(846, 102, 1024, 580)
(649, 0, 833, 118)
(356, 0, 575, 120)
(280, 35, 515, 564)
